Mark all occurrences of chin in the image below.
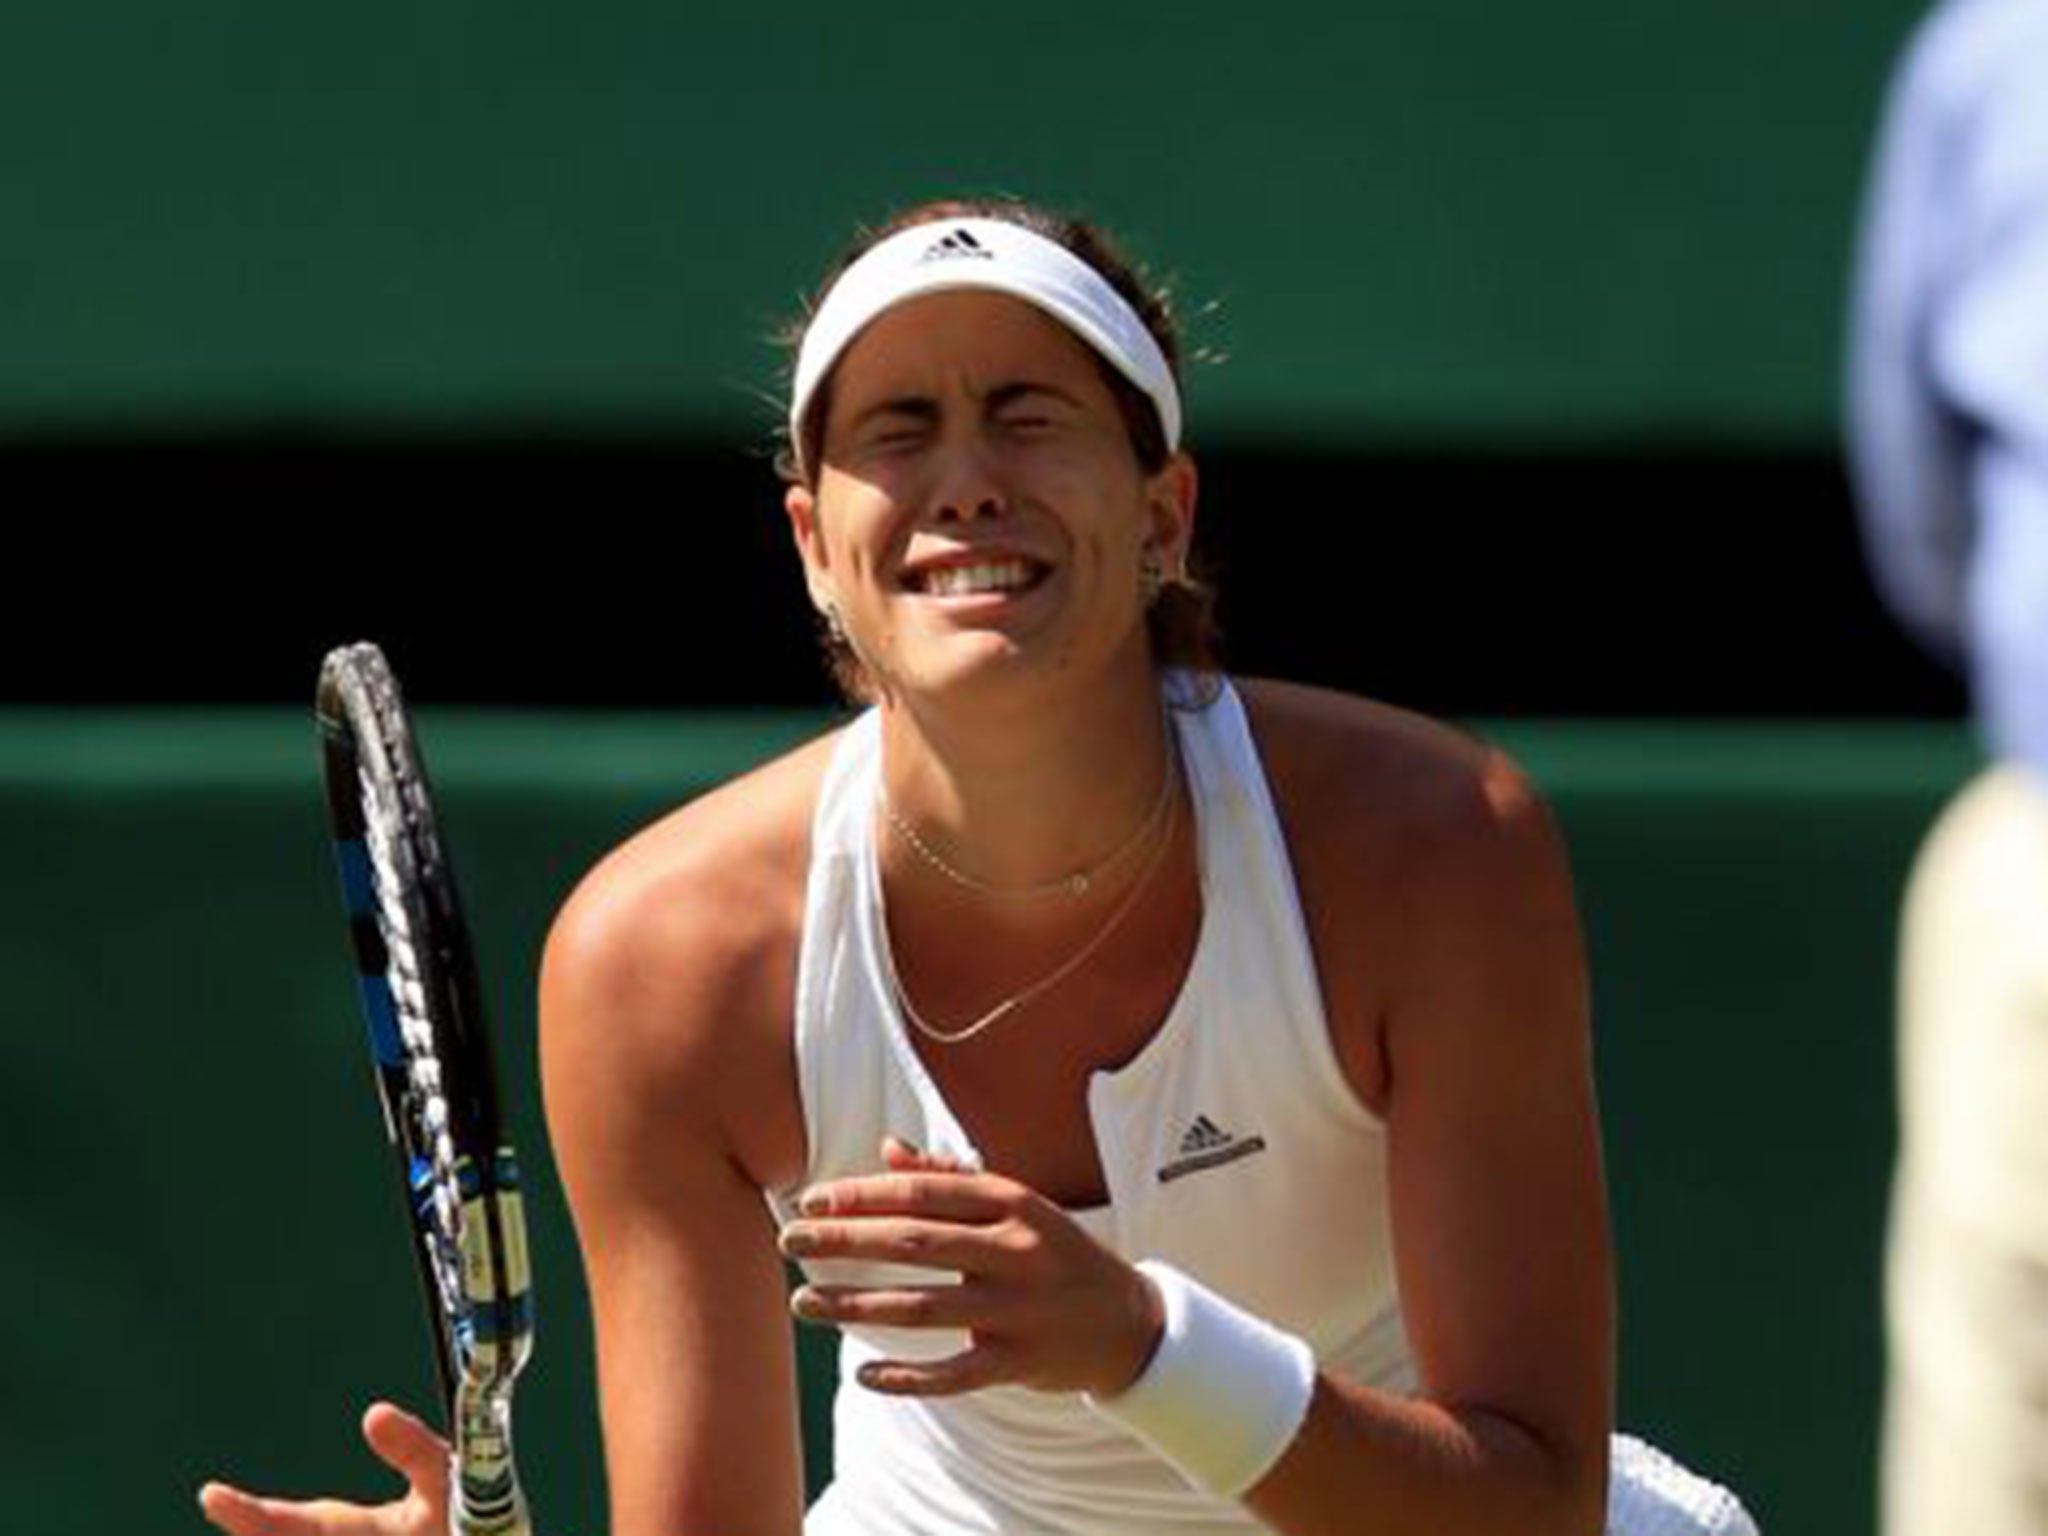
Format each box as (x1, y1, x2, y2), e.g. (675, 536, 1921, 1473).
(916, 639, 1150, 717)
(904, 641, 1036, 695)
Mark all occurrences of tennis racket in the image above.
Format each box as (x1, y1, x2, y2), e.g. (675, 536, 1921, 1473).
(316, 641, 535, 1536)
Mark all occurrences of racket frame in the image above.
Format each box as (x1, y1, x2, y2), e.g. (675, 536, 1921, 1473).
(317, 642, 534, 1536)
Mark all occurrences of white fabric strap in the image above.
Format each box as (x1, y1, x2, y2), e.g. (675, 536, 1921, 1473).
(789, 216, 1181, 474)
(1606, 1435, 1761, 1536)
(1085, 1259, 1317, 1500)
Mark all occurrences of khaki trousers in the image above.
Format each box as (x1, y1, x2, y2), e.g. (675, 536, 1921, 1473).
(1883, 765, 2048, 1536)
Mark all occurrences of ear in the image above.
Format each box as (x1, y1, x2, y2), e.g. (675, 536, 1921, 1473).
(1142, 452, 1199, 577)
(784, 483, 838, 617)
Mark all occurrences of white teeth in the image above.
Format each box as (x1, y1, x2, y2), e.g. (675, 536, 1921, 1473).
(923, 560, 1033, 598)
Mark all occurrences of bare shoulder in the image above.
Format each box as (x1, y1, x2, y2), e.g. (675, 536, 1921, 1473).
(1235, 676, 1563, 883)
(539, 726, 844, 1191)
(1232, 678, 1579, 1110)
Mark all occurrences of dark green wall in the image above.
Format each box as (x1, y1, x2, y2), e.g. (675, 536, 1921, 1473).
(0, 710, 1974, 1535)
(5, 2, 1922, 442)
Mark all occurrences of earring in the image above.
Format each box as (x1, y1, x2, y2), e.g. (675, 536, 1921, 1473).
(820, 599, 849, 646)
(1138, 550, 1166, 608)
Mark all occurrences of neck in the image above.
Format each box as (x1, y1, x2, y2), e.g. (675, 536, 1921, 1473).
(876, 661, 1176, 899)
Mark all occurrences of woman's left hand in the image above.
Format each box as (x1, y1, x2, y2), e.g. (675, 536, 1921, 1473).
(779, 1137, 1163, 1399)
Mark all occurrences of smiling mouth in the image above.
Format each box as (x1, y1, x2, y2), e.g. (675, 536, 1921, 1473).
(903, 557, 1050, 598)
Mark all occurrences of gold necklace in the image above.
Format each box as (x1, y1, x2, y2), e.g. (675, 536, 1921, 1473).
(875, 743, 1181, 1046)
(876, 719, 1177, 901)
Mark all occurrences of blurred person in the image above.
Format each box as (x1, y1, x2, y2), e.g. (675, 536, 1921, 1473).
(1847, 2, 2048, 1530)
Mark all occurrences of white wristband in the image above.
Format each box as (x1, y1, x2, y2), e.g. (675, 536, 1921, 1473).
(1084, 1260, 1317, 1499)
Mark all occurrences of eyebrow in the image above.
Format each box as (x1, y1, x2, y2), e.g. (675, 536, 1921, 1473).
(985, 380, 1084, 414)
(843, 379, 1084, 437)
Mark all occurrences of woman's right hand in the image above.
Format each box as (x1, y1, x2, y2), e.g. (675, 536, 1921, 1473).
(199, 1402, 449, 1536)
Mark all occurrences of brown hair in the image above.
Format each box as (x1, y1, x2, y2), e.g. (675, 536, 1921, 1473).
(779, 197, 1219, 700)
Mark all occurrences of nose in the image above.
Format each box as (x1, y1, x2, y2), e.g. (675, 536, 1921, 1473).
(937, 489, 1005, 523)
(928, 436, 1007, 524)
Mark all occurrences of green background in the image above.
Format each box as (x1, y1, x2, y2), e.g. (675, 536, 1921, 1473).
(3, 3, 1954, 1530)
(0, 711, 1973, 1535)
(5, 0, 1922, 444)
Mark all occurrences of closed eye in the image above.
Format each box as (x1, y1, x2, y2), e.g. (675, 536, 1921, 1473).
(860, 417, 935, 453)
(987, 382, 1081, 431)
(841, 396, 940, 455)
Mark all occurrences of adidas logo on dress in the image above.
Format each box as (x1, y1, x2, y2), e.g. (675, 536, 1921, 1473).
(1156, 1114, 1268, 1184)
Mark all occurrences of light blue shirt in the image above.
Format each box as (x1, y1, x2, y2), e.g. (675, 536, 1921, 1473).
(1847, 0, 2048, 779)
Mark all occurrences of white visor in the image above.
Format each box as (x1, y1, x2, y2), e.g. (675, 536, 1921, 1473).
(788, 217, 1181, 476)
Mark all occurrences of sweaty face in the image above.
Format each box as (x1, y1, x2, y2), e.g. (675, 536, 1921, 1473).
(787, 291, 1189, 707)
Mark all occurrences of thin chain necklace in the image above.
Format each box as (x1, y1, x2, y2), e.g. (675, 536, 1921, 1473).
(877, 719, 1177, 901)
(875, 738, 1182, 1047)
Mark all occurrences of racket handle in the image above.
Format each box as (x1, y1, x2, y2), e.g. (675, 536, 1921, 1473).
(450, 1390, 530, 1536)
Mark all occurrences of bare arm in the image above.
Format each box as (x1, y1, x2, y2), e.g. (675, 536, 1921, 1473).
(540, 841, 809, 1536)
(1241, 749, 1612, 1536)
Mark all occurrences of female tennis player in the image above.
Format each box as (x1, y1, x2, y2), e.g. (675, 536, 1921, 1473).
(202, 200, 1752, 1536)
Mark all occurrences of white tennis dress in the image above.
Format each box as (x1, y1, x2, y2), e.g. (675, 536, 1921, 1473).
(765, 680, 1756, 1536)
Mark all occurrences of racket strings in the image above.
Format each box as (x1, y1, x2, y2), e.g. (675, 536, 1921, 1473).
(358, 756, 470, 1345)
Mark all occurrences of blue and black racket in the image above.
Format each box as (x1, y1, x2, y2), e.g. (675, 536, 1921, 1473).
(316, 642, 534, 1536)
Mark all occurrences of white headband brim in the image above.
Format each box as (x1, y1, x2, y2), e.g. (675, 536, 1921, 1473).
(789, 217, 1181, 474)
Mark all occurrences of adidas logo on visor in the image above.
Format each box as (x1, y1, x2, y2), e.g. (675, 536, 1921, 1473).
(918, 227, 996, 263)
